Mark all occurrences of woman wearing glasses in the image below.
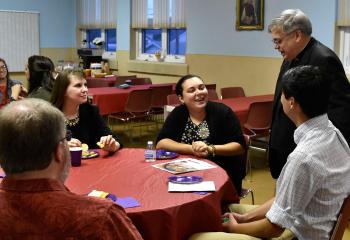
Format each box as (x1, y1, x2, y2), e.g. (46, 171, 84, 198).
(0, 58, 27, 108)
(51, 68, 122, 153)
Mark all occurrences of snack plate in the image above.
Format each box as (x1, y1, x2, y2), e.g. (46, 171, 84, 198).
(156, 149, 178, 160)
(168, 176, 203, 184)
(82, 150, 99, 159)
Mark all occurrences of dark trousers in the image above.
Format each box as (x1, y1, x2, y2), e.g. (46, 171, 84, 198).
(268, 148, 289, 179)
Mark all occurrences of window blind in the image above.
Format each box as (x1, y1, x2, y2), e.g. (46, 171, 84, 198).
(0, 10, 39, 72)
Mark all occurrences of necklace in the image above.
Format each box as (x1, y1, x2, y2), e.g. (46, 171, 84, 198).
(65, 115, 79, 127)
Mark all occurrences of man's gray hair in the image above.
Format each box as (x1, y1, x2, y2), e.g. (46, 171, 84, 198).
(268, 9, 312, 36)
(0, 98, 66, 174)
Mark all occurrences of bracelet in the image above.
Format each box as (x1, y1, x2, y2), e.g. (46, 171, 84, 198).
(207, 144, 216, 157)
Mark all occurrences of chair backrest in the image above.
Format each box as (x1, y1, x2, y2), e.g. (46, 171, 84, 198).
(221, 87, 245, 99)
(150, 85, 173, 108)
(167, 94, 181, 106)
(330, 195, 350, 240)
(115, 75, 137, 85)
(244, 100, 273, 134)
(207, 89, 219, 100)
(205, 84, 216, 90)
(87, 80, 112, 88)
(125, 89, 152, 113)
(131, 77, 152, 85)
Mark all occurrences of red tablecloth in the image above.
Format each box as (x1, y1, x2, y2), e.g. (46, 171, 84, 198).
(86, 76, 117, 88)
(216, 94, 274, 125)
(88, 83, 176, 115)
(65, 148, 238, 240)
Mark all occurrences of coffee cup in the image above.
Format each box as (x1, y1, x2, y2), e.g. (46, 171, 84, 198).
(70, 147, 82, 167)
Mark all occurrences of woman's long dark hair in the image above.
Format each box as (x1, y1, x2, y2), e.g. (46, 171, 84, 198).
(27, 55, 55, 94)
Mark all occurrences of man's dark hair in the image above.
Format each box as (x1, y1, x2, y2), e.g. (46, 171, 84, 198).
(175, 74, 203, 96)
(282, 65, 331, 118)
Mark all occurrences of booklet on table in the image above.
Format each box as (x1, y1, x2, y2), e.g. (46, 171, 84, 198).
(152, 158, 216, 174)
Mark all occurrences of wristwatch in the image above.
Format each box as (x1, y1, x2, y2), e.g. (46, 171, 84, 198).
(207, 144, 216, 157)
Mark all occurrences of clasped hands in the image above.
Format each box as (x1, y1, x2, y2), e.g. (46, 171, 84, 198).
(68, 135, 119, 152)
(191, 141, 212, 158)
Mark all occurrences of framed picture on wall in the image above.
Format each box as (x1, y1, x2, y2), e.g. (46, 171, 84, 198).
(236, 0, 264, 30)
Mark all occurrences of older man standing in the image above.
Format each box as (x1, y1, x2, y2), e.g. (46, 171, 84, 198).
(268, 9, 350, 179)
(0, 99, 143, 239)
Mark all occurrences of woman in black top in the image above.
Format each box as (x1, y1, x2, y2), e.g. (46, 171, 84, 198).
(51, 69, 122, 152)
(26, 55, 55, 101)
(156, 74, 246, 193)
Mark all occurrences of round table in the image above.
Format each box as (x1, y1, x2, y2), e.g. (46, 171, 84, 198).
(65, 148, 239, 240)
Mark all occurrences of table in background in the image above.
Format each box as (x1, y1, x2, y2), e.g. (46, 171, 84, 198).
(86, 76, 117, 88)
(215, 94, 274, 125)
(66, 148, 238, 240)
(88, 83, 175, 115)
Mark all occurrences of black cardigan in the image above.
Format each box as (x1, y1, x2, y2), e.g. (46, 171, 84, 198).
(157, 101, 246, 194)
(67, 103, 122, 149)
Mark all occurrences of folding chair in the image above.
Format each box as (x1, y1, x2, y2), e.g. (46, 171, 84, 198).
(243, 100, 273, 180)
(114, 75, 137, 86)
(205, 83, 216, 90)
(149, 85, 173, 127)
(167, 94, 181, 106)
(330, 195, 350, 240)
(131, 77, 152, 85)
(207, 89, 219, 100)
(108, 89, 153, 140)
(221, 86, 246, 99)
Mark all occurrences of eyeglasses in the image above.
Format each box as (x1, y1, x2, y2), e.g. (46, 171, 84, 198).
(272, 30, 296, 46)
(60, 129, 72, 142)
(0, 65, 7, 70)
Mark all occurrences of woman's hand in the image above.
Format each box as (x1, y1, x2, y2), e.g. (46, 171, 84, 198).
(192, 141, 208, 157)
(11, 84, 28, 100)
(68, 138, 82, 148)
(99, 135, 120, 152)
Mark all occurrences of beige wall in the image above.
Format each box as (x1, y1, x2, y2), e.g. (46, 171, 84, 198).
(116, 50, 282, 97)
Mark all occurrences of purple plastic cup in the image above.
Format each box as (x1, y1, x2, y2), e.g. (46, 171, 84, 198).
(69, 147, 82, 167)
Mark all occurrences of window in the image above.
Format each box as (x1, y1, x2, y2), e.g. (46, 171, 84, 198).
(77, 0, 117, 52)
(143, 29, 162, 54)
(87, 29, 101, 49)
(136, 28, 186, 63)
(339, 27, 350, 73)
(105, 28, 117, 51)
(132, 0, 186, 63)
(82, 28, 116, 52)
(168, 28, 186, 55)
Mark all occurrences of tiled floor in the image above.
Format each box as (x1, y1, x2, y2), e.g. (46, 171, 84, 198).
(111, 120, 350, 239)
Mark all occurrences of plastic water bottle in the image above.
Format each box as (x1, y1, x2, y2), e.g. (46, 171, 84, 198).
(145, 141, 156, 162)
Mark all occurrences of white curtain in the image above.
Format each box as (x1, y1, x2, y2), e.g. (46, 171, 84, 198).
(169, 0, 185, 28)
(337, 0, 350, 26)
(132, 0, 185, 28)
(153, 0, 168, 28)
(131, 0, 148, 28)
(77, 0, 117, 29)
